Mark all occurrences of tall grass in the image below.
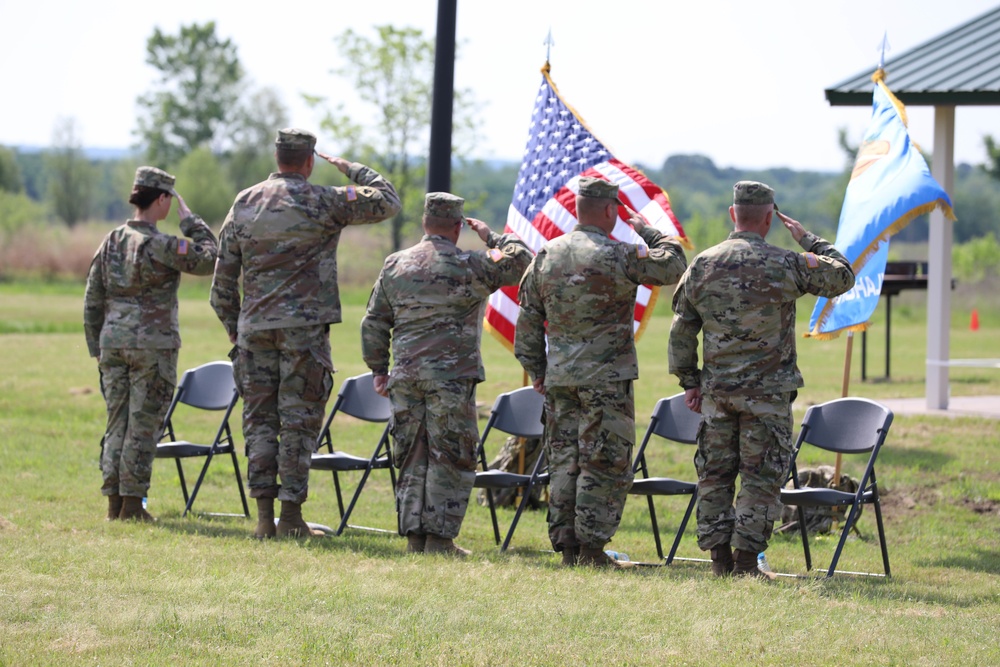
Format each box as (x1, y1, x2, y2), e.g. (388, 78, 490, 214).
(1, 282, 998, 665)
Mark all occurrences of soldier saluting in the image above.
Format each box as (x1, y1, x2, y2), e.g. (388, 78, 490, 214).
(211, 128, 401, 539)
(669, 181, 855, 579)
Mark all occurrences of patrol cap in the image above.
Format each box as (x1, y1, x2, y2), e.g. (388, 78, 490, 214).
(733, 180, 775, 205)
(424, 192, 465, 222)
(275, 128, 317, 151)
(133, 166, 177, 196)
(577, 176, 628, 208)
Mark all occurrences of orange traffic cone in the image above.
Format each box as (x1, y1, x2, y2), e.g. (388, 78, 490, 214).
(970, 309, 980, 332)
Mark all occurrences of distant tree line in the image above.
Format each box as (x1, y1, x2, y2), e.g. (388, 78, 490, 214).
(1, 20, 998, 271)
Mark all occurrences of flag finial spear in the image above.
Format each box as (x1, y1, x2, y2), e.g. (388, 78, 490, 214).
(544, 28, 555, 65)
(877, 31, 891, 70)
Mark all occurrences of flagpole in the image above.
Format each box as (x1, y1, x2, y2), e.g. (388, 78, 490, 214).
(833, 331, 854, 503)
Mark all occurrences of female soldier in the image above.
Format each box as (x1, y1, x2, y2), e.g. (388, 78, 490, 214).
(84, 167, 218, 521)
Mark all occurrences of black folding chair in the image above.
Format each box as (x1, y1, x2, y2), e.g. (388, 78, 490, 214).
(628, 394, 702, 563)
(156, 361, 249, 518)
(310, 372, 395, 535)
(473, 386, 548, 551)
(780, 397, 894, 577)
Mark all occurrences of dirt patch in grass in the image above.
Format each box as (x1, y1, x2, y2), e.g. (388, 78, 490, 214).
(961, 497, 1000, 516)
(879, 483, 1000, 520)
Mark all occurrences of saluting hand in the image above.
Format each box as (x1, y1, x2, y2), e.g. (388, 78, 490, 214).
(625, 206, 648, 231)
(316, 151, 351, 175)
(175, 193, 193, 221)
(465, 217, 492, 243)
(776, 209, 806, 243)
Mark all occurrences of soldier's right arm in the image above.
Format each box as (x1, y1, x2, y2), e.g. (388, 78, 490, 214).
(622, 223, 688, 287)
(513, 259, 548, 384)
(470, 229, 532, 293)
(83, 250, 105, 359)
(209, 209, 243, 341)
(334, 163, 402, 226)
(360, 272, 394, 376)
(668, 271, 703, 391)
(790, 232, 856, 299)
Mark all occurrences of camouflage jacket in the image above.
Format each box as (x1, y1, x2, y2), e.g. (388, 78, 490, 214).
(210, 164, 400, 337)
(83, 215, 217, 357)
(361, 231, 530, 385)
(669, 230, 855, 395)
(515, 223, 687, 387)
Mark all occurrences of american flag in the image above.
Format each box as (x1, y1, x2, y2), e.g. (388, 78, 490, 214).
(484, 65, 688, 350)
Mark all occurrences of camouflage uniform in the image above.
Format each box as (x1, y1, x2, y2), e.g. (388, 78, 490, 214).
(83, 166, 217, 499)
(211, 129, 400, 504)
(515, 177, 687, 552)
(669, 181, 855, 555)
(361, 192, 531, 539)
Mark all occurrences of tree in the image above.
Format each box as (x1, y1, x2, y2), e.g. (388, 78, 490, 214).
(135, 22, 243, 167)
(45, 117, 96, 227)
(308, 25, 477, 252)
(172, 147, 235, 226)
(0, 145, 23, 193)
(983, 134, 1000, 181)
(225, 86, 289, 190)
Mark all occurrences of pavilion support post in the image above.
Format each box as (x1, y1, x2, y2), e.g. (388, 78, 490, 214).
(926, 105, 955, 410)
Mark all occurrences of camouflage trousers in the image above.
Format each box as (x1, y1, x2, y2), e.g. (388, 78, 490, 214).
(99, 347, 177, 498)
(544, 381, 635, 551)
(389, 378, 479, 539)
(694, 392, 794, 554)
(234, 325, 333, 504)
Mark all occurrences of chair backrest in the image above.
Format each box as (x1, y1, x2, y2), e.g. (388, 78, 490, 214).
(648, 394, 701, 444)
(177, 361, 237, 411)
(336, 372, 391, 423)
(488, 386, 545, 439)
(799, 398, 893, 454)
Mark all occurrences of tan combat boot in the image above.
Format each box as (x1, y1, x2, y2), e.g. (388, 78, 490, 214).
(560, 545, 579, 567)
(710, 544, 734, 577)
(425, 534, 471, 557)
(106, 494, 123, 521)
(733, 549, 776, 581)
(577, 546, 634, 569)
(406, 533, 426, 553)
(118, 496, 155, 522)
(275, 501, 323, 538)
(254, 498, 276, 539)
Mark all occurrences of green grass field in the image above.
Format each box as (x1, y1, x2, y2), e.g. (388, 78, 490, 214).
(1, 281, 998, 665)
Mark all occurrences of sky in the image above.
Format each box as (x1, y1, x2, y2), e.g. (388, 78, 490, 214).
(1, 0, 997, 172)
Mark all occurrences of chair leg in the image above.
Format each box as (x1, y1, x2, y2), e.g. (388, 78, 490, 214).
(500, 454, 546, 552)
(666, 492, 697, 565)
(183, 451, 215, 518)
(645, 495, 664, 561)
(229, 449, 250, 518)
(486, 489, 502, 545)
(332, 472, 346, 519)
(175, 459, 190, 504)
(826, 500, 864, 577)
(335, 466, 375, 536)
(797, 504, 812, 572)
(500, 484, 534, 552)
(873, 498, 891, 577)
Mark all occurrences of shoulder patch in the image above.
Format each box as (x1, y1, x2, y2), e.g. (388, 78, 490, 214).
(177, 239, 189, 255)
(488, 248, 504, 263)
(346, 186, 357, 202)
(802, 252, 819, 268)
(636, 244, 649, 259)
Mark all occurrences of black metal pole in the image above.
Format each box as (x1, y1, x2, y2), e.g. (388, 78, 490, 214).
(861, 329, 868, 382)
(427, 0, 457, 194)
(885, 294, 892, 379)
